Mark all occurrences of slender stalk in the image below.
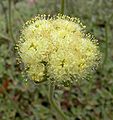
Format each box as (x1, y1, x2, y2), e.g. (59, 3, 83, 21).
(48, 82, 68, 120)
(103, 14, 113, 65)
(61, 0, 65, 14)
(0, 33, 11, 42)
(8, 0, 15, 80)
(54, 0, 58, 13)
(103, 23, 108, 64)
(8, 0, 15, 43)
(0, 1, 8, 33)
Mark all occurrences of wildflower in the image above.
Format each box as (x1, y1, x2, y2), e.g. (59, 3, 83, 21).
(17, 14, 101, 85)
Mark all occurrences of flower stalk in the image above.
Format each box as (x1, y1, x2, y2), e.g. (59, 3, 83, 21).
(8, 0, 15, 80)
(49, 82, 68, 120)
(103, 23, 108, 65)
(8, 0, 15, 43)
(61, 0, 65, 14)
(103, 13, 113, 66)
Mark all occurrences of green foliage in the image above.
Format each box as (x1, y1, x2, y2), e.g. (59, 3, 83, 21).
(0, 0, 113, 120)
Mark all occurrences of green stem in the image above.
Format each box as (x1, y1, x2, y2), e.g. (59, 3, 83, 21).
(0, 1, 8, 32)
(0, 33, 11, 42)
(8, 0, 15, 43)
(103, 23, 108, 64)
(61, 0, 65, 14)
(8, 0, 15, 80)
(49, 82, 68, 120)
(103, 14, 113, 65)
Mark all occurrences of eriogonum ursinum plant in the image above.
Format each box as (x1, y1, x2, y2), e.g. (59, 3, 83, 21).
(16, 14, 101, 85)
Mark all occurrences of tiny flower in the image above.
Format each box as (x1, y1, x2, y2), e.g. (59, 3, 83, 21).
(17, 14, 101, 85)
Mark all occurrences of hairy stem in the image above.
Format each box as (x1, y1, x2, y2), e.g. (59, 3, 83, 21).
(48, 82, 68, 120)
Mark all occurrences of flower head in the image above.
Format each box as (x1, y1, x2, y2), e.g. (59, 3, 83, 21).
(17, 14, 101, 85)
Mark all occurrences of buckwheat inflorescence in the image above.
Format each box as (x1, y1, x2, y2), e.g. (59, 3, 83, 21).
(17, 14, 101, 85)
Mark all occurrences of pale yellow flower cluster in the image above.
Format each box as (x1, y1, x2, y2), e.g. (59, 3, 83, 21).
(17, 14, 101, 84)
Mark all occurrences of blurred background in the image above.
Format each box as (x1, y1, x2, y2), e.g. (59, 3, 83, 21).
(0, 0, 113, 120)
